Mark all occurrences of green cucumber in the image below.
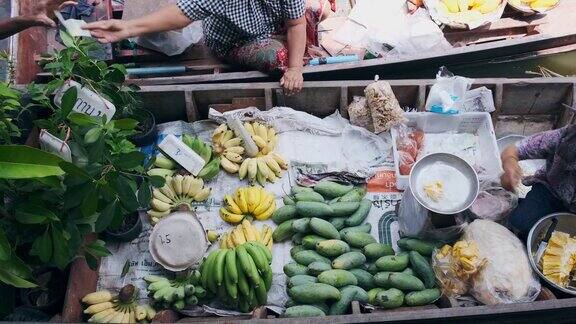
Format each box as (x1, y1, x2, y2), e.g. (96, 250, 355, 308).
(313, 181, 354, 199)
(272, 205, 297, 224)
(332, 252, 366, 270)
(345, 199, 372, 226)
(296, 201, 334, 218)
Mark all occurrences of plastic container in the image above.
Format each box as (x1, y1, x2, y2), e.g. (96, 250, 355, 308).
(149, 211, 208, 272)
(391, 112, 501, 190)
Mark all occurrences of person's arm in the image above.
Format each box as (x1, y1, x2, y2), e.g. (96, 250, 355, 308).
(500, 145, 522, 192)
(83, 4, 193, 43)
(0, 0, 78, 40)
(280, 16, 306, 95)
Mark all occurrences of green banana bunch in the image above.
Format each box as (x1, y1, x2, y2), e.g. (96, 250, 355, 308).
(182, 134, 212, 163)
(145, 271, 205, 311)
(200, 242, 272, 313)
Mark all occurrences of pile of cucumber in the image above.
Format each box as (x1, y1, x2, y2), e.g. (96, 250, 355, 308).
(273, 182, 441, 318)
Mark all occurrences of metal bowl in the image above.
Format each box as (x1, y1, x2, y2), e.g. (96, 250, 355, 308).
(409, 153, 479, 215)
(527, 212, 576, 295)
(508, 0, 560, 16)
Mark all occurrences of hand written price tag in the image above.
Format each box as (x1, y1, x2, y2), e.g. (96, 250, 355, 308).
(39, 129, 72, 162)
(54, 80, 116, 122)
(158, 134, 206, 176)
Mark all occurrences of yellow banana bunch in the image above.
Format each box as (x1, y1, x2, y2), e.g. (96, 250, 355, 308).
(82, 285, 155, 323)
(509, 0, 558, 10)
(147, 175, 211, 224)
(220, 186, 276, 224)
(243, 121, 278, 155)
(212, 123, 245, 174)
(220, 219, 274, 250)
(238, 153, 288, 185)
(440, 0, 502, 14)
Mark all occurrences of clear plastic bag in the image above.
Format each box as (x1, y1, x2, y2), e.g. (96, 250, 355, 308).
(463, 219, 541, 305)
(364, 80, 407, 134)
(395, 125, 424, 175)
(469, 181, 518, 222)
(398, 187, 467, 242)
(347, 96, 374, 132)
(425, 67, 474, 113)
(461, 87, 496, 113)
(137, 21, 203, 56)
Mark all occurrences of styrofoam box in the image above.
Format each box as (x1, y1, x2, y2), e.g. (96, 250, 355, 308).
(391, 112, 502, 190)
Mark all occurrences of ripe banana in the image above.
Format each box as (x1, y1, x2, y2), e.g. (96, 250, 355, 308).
(219, 187, 276, 224)
(220, 157, 240, 173)
(218, 220, 274, 250)
(82, 286, 145, 324)
(148, 175, 211, 223)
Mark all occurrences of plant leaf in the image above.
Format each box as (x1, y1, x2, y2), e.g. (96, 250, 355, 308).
(15, 204, 56, 224)
(85, 253, 98, 271)
(80, 186, 99, 217)
(84, 127, 102, 144)
(112, 118, 139, 130)
(68, 113, 100, 126)
(112, 176, 139, 212)
(112, 151, 145, 170)
(60, 30, 75, 48)
(0, 145, 65, 179)
(0, 228, 10, 261)
(137, 180, 151, 209)
(0, 268, 37, 288)
(149, 175, 166, 188)
(59, 86, 78, 119)
(85, 240, 111, 258)
(59, 161, 91, 179)
(31, 229, 52, 263)
(95, 199, 119, 232)
(51, 226, 71, 269)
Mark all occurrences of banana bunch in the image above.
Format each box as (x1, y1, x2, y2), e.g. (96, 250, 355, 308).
(220, 219, 274, 250)
(200, 242, 272, 313)
(212, 124, 245, 174)
(82, 285, 155, 323)
(220, 186, 276, 224)
(182, 135, 221, 180)
(440, 0, 501, 14)
(509, 0, 558, 11)
(147, 154, 176, 178)
(239, 153, 288, 185)
(144, 271, 205, 311)
(148, 175, 211, 224)
(243, 121, 277, 155)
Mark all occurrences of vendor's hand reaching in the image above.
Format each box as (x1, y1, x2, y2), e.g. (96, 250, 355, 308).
(30, 0, 82, 27)
(280, 67, 303, 96)
(501, 157, 522, 192)
(82, 20, 131, 43)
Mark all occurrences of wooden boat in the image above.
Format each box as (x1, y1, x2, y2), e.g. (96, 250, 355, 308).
(12, 1, 576, 85)
(60, 77, 576, 322)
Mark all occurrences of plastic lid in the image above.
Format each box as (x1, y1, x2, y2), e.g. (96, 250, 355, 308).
(149, 211, 208, 272)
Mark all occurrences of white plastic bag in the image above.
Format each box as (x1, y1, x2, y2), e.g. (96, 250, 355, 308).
(469, 181, 518, 222)
(461, 87, 495, 113)
(425, 67, 474, 113)
(137, 21, 203, 56)
(463, 220, 541, 305)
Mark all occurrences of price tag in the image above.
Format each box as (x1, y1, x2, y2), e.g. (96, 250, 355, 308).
(158, 134, 206, 176)
(54, 80, 116, 122)
(39, 129, 72, 162)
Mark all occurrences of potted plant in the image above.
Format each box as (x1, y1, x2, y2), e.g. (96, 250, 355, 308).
(19, 267, 66, 314)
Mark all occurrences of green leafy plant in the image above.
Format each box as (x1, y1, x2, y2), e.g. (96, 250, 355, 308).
(0, 32, 163, 287)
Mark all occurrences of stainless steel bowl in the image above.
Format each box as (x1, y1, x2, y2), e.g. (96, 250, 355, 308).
(409, 153, 479, 215)
(527, 212, 576, 295)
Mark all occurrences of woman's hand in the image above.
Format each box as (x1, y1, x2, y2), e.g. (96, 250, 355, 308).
(83, 19, 131, 43)
(280, 67, 303, 96)
(501, 157, 523, 192)
(30, 0, 82, 27)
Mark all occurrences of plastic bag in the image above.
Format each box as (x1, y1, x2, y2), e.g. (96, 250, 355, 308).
(365, 80, 407, 134)
(385, 9, 452, 56)
(397, 187, 467, 242)
(425, 67, 474, 113)
(461, 87, 496, 113)
(347, 96, 374, 132)
(137, 21, 203, 56)
(469, 181, 518, 222)
(463, 219, 541, 305)
(395, 125, 424, 175)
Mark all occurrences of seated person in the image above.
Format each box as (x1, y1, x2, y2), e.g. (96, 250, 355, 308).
(83, 0, 333, 94)
(501, 125, 576, 238)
